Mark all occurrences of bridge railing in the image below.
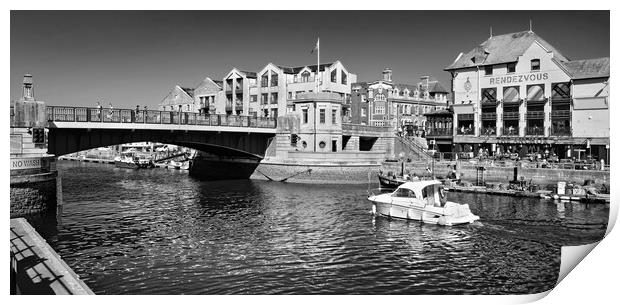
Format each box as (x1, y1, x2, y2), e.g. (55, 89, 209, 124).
(46, 106, 277, 128)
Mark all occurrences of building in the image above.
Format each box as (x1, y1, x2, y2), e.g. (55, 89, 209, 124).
(159, 61, 357, 121)
(350, 69, 449, 134)
(444, 30, 609, 162)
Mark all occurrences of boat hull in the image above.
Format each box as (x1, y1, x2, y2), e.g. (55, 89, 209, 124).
(378, 174, 406, 188)
(370, 200, 479, 226)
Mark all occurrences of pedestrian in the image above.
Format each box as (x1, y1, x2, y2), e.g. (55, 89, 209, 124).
(96, 101, 103, 120)
(107, 102, 114, 120)
(144, 105, 148, 121)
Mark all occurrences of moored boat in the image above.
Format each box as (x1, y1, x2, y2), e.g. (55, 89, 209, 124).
(368, 180, 480, 226)
(114, 153, 154, 169)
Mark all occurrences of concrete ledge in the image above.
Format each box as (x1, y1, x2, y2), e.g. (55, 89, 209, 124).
(10, 218, 94, 295)
(10, 171, 58, 185)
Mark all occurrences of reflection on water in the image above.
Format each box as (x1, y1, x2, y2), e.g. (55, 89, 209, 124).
(33, 161, 608, 294)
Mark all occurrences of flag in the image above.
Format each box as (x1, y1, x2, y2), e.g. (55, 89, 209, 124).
(310, 38, 319, 54)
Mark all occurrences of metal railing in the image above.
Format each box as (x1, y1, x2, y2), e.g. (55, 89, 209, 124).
(46, 106, 277, 128)
(456, 127, 474, 135)
(502, 112, 520, 119)
(426, 128, 452, 136)
(526, 111, 545, 119)
(481, 112, 497, 120)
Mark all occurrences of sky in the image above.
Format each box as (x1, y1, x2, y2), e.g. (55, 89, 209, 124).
(10, 10, 610, 108)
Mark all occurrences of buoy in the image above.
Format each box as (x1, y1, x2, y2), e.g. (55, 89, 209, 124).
(438, 216, 447, 226)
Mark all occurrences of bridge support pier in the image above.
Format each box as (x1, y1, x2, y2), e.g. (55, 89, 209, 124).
(189, 152, 261, 180)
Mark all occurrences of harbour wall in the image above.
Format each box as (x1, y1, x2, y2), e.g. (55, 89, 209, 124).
(251, 161, 381, 184)
(10, 171, 58, 218)
(382, 161, 610, 185)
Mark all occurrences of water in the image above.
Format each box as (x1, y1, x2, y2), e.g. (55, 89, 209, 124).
(31, 161, 608, 294)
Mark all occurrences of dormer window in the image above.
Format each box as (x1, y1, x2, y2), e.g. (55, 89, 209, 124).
(531, 59, 540, 71)
(507, 62, 516, 73)
(484, 65, 493, 75)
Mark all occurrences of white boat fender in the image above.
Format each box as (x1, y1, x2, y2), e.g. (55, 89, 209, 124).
(371, 204, 376, 215)
(438, 216, 447, 226)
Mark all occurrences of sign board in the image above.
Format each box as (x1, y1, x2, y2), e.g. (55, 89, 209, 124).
(10, 157, 42, 170)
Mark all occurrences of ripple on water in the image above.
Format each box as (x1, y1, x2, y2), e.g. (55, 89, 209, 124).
(37, 161, 609, 294)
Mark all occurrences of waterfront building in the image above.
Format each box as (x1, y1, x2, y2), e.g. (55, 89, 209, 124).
(443, 30, 609, 162)
(159, 61, 356, 120)
(350, 69, 449, 134)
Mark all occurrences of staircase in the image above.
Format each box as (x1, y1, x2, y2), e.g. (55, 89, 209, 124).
(396, 135, 433, 162)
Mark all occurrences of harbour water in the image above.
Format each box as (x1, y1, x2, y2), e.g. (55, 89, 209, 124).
(30, 160, 608, 294)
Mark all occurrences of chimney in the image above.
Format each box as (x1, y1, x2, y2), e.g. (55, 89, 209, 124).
(382, 68, 392, 82)
(22, 73, 34, 101)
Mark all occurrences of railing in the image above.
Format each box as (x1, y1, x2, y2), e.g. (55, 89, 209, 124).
(551, 110, 571, 118)
(480, 127, 497, 136)
(526, 111, 545, 119)
(525, 126, 545, 136)
(501, 126, 519, 136)
(481, 112, 497, 120)
(549, 126, 572, 137)
(45, 106, 276, 128)
(502, 112, 520, 119)
(426, 128, 452, 136)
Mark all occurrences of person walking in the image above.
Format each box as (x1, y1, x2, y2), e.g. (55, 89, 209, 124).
(107, 102, 114, 120)
(96, 101, 103, 121)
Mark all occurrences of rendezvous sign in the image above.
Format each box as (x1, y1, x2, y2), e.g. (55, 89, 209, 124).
(11, 157, 42, 170)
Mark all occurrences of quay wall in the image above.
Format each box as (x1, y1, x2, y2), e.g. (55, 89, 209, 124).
(10, 172, 58, 218)
(381, 161, 610, 185)
(251, 161, 381, 184)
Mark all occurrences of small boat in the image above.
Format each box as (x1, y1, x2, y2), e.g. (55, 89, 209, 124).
(114, 153, 154, 169)
(378, 173, 407, 188)
(368, 180, 480, 226)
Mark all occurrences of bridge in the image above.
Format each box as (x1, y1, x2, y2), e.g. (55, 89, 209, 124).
(45, 106, 278, 179)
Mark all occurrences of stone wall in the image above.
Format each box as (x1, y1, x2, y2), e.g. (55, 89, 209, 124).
(252, 162, 380, 184)
(10, 172, 58, 218)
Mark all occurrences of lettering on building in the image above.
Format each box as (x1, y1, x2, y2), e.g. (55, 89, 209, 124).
(10, 157, 42, 170)
(488, 72, 549, 85)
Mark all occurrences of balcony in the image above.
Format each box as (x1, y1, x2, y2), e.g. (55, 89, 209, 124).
(481, 112, 497, 120)
(427, 128, 452, 137)
(525, 126, 545, 136)
(550, 126, 572, 137)
(526, 111, 545, 119)
(551, 110, 571, 118)
(501, 126, 519, 136)
(225, 103, 233, 112)
(234, 102, 243, 111)
(502, 112, 520, 120)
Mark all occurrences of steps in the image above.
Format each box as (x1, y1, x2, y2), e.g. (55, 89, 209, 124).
(396, 136, 433, 162)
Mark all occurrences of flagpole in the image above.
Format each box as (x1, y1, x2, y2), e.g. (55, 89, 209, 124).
(316, 37, 320, 93)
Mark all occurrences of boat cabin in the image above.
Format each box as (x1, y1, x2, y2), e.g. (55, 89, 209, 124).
(391, 181, 447, 207)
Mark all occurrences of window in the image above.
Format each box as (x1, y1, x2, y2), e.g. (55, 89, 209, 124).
(288, 92, 293, 100)
(302, 141, 307, 148)
(332, 109, 337, 124)
(503, 86, 520, 103)
(319, 141, 326, 149)
(331, 69, 337, 83)
(374, 105, 385, 115)
(531, 59, 540, 71)
(526, 84, 545, 101)
(552, 83, 571, 99)
(319, 109, 326, 123)
(271, 92, 278, 104)
(261, 93, 268, 104)
(484, 65, 493, 75)
(301, 71, 310, 82)
(361, 108, 366, 117)
(341, 71, 347, 85)
(293, 75, 298, 83)
(507, 62, 516, 73)
(261, 73, 268, 87)
(481, 88, 497, 103)
(270, 71, 278, 87)
(250, 95, 257, 103)
(302, 108, 308, 124)
(375, 93, 386, 101)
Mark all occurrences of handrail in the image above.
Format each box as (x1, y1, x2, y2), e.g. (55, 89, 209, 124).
(45, 106, 277, 129)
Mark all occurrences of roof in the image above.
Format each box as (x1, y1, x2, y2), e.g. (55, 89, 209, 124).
(445, 31, 569, 70)
(426, 81, 448, 93)
(240, 71, 257, 78)
(560, 57, 610, 80)
(398, 180, 442, 191)
(424, 109, 452, 117)
(180, 87, 194, 98)
(277, 62, 335, 74)
(213, 80, 223, 87)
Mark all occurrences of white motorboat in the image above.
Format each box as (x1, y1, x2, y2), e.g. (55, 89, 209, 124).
(368, 180, 480, 226)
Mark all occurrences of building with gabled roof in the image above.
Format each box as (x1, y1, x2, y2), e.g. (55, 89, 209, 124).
(350, 68, 449, 138)
(442, 30, 609, 163)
